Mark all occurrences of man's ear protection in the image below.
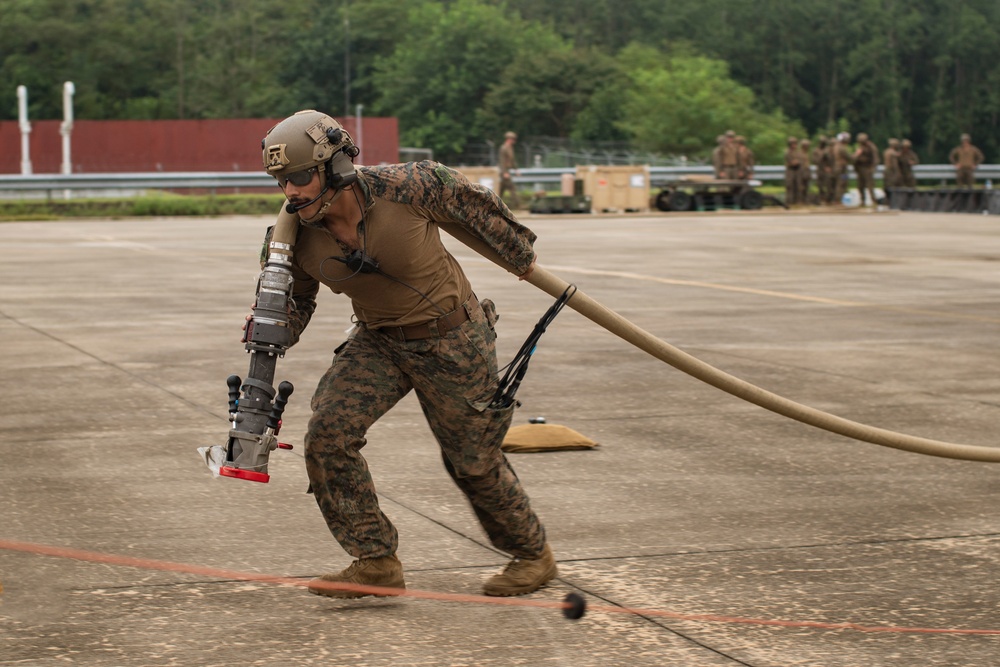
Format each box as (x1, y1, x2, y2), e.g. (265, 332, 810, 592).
(325, 127, 360, 190)
(327, 150, 358, 189)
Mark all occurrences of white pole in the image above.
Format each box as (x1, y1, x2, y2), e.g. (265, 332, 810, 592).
(355, 103, 363, 164)
(61, 81, 75, 199)
(17, 85, 32, 175)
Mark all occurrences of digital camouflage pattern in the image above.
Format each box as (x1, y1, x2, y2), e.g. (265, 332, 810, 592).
(854, 138, 880, 206)
(356, 161, 536, 276)
(305, 300, 547, 560)
(266, 160, 547, 561)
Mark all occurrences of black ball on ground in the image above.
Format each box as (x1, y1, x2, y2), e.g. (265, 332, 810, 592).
(562, 592, 586, 620)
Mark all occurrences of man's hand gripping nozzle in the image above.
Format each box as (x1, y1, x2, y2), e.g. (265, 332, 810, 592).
(201, 239, 296, 483)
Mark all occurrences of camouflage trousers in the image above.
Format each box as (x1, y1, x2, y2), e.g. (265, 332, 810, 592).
(784, 169, 802, 204)
(304, 297, 547, 560)
(856, 166, 877, 206)
(956, 167, 976, 188)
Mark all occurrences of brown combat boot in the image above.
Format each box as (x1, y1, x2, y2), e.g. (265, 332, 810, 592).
(307, 554, 405, 599)
(482, 544, 557, 596)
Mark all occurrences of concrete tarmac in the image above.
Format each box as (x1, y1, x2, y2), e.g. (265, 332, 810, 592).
(1, 209, 999, 666)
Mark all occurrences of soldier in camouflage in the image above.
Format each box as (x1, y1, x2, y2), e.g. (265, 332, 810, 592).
(832, 132, 855, 205)
(882, 139, 902, 190)
(853, 132, 879, 207)
(783, 137, 803, 205)
(718, 130, 741, 180)
(898, 139, 919, 188)
(813, 136, 834, 205)
(258, 110, 556, 599)
(950, 133, 984, 188)
(498, 131, 522, 209)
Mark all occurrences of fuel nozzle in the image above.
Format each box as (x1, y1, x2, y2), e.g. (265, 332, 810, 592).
(219, 380, 294, 484)
(205, 232, 298, 483)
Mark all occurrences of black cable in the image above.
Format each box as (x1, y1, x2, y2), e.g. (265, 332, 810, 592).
(491, 284, 577, 409)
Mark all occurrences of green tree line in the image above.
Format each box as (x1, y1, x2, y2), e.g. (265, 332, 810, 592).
(2, 0, 997, 164)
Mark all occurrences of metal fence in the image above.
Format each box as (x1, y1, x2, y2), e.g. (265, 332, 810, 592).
(457, 139, 688, 168)
(2, 164, 1000, 198)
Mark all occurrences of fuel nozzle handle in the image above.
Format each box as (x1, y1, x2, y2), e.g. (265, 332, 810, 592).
(266, 381, 294, 434)
(227, 375, 242, 416)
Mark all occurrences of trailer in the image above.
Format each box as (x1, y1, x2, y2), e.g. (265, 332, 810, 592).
(652, 177, 782, 212)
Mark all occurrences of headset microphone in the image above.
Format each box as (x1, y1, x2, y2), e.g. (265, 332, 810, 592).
(285, 188, 329, 214)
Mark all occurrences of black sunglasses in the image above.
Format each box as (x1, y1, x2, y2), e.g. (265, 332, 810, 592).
(276, 167, 318, 187)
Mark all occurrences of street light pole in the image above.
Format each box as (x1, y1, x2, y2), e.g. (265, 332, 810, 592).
(61, 81, 75, 199)
(17, 85, 32, 175)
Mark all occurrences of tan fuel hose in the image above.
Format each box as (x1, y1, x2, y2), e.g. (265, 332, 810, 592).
(432, 220, 1000, 463)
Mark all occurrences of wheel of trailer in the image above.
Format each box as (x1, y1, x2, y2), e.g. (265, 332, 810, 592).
(667, 190, 693, 211)
(654, 190, 673, 212)
(738, 189, 763, 210)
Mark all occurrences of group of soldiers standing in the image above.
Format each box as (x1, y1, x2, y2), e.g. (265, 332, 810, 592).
(782, 132, 922, 207)
(711, 130, 756, 180)
(781, 132, 985, 207)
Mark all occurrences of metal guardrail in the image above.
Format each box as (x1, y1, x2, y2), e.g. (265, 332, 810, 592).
(539, 164, 1000, 187)
(1, 165, 999, 195)
(0, 172, 272, 192)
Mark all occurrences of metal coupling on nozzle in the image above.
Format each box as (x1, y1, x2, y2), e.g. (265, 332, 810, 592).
(220, 380, 294, 483)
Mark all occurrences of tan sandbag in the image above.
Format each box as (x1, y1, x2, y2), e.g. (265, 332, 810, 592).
(502, 423, 600, 453)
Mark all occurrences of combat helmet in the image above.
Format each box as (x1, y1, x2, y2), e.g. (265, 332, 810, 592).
(262, 110, 359, 190)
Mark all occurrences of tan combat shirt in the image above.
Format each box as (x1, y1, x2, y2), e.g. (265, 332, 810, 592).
(280, 161, 536, 341)
(719, 142, 740, 167)
(834, 143, 854, 170)
(950, 144, 984, 169)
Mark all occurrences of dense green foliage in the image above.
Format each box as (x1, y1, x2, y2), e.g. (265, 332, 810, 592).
(3, 0, 997, 163)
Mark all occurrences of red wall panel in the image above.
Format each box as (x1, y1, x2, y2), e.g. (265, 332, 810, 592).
(0, 117, 398, 174)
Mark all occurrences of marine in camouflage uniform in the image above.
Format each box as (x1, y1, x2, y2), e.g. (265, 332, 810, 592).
(882, 139, 902, 189)
(898, 139, 919, 188)
(259, 110, 555, 599)
(498, 131, 521, 208)
(283, 160, 545, 561)
(832, 133, 855, 204)
(950, 134, 984, 188)
(853, 132, 879, 206)
(718, 129, 741, 180)
(783, 137, 803, 205)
